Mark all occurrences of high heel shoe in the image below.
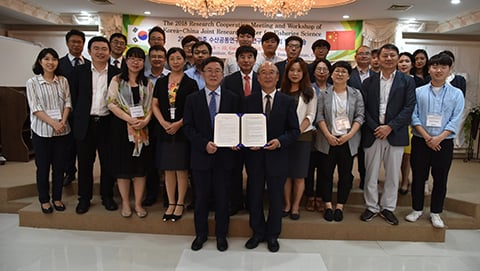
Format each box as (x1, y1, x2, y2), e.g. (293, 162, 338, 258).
(305, 197, 315, 212)
(52, 200, 66, 212)
(163, 203, 176, 222)
(171, 204, 184, 222)
(41, 203, 53, 214)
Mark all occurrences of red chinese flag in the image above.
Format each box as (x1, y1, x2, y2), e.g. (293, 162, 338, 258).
(326, 30, 356, 51)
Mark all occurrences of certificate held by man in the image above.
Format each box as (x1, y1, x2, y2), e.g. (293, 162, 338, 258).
(214, 113, 267, 147)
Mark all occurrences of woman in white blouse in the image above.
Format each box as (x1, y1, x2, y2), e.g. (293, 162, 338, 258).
(26, 48, 72, 213)
(280, 58, 317, 220)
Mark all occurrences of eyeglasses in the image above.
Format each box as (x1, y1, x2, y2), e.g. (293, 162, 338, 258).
(194, 50, 210, 55)
(149, 37, 164, 42)
(128, 57, 144, 63)
(204, 69, 222, 74)
(316, 67, 329, 73)
(287, 43, 301, 49)
(111, 40, 126, 46)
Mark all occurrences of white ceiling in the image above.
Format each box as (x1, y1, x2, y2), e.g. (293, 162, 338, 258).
(2, 0, 480, 34)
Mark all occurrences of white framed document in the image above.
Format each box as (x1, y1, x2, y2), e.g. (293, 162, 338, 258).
(213, 113, 267, 147)
(214, 113, 240, 147)
(241, 113, 267, 147)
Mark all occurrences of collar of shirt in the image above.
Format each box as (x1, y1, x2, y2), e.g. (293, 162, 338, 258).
(204, 86, 221, 96)
(262, 89, 277, 100)
(91, 64, 108, 73)
(145, 68, 170, 79)
(357, 67, 370, 75)
(36, 74, 59, 84)
(380, 70, 396, 81)
(240, 70, 254, 78)
(68, 53, 83, 64)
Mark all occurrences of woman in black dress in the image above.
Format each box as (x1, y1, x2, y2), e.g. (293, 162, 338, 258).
(152, 47, 199, 221)
(107, 47, 154, 218)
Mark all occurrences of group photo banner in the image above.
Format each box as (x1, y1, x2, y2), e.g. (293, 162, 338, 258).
(123, 15, 363, 62)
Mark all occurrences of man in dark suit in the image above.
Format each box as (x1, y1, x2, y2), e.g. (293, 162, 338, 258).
(70, 36, 120, 214)
(59, 29, 91, 187)
(347, 45, 377, 190)
(222, 45, 261, 216)
(243, 62, 300, 252)
(275, 35, 303, 88)
(359, 43, 416, 225)
(183, 56, 240, 252)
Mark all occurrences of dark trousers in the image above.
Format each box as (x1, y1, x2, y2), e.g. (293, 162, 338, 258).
(247, 172, 286, 240)
(305, 150, 322, 197)
(64, 132, 77, 176)
(32, 133, 68, 203)
(76, 116, 115, 200)
(357, 146, 366, 186)
(229, 150, 245, 209)
(192, 168, 230, 238)
(410, 136, 453, 213)
(319, 144, 354, 204)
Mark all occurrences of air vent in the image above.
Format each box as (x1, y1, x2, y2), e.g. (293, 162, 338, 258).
(89, 0, 113, 5)
(387, 4, 413, 11)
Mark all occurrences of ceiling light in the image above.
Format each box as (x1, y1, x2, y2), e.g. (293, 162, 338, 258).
(343, 15, 350, 19)
(253, 0, 315, 18)
(451, 0, 461, 4)
(176, 0, 237, 18)
(144, 11, 151, 15)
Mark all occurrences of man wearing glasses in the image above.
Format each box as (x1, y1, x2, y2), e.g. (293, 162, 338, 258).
(109, 33, 127, 69)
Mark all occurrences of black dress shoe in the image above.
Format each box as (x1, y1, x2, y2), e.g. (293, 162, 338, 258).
(141, 197, 157, 207)
(63, 174, 76, 186)
(76, 199, 90, 214)
(41, 204, 53, 214)
(102, 197, 118, 211)
(245, 236, 263, 249)
(216, 237, 228, 252)
(191, 236, 207, 251)
(334, 209, 343, 222)
(281, 210, 290, 217)
(267, 239, 280, 252)
(290, 213, 300, 220)
(52, 200, 66, 212)
(324, 208, 334, 221)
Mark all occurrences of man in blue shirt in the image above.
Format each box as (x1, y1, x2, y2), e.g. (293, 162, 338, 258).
(405, 53, 464, 229)
(185, 41, 212, 90)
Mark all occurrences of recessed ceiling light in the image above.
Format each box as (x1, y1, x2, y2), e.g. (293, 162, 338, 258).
(80, 11, 89, 15)
(276, 13, 282, 17)
(144, 11, 151, 15)
(451, 0, 461, 4)
(343, 15, 350, 19)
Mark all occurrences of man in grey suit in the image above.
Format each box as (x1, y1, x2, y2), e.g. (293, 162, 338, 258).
(360, 43, 416, 225)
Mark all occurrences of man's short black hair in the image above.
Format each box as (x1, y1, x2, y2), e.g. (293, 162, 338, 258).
(149, 45, 167, 56)
(379, 43, 399, 55)
(285, 36, 303, 48)
(88, 36, 110, 51)
(192, 41, 212, 55)
(181, 35, 199, 47)
(236, 24, 255, 38)
(66, 29, 85, 43)
(261, 32, 279, 44)
(109, 33, 127, 43)
(148, 26, 166, 41)
(235, 46, 258, 60)
(311, 39, 331, 51)
(200, 56, 224, 71)
(428, 53, 453, 67)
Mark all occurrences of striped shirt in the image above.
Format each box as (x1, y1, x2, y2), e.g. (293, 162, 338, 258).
(26, 74, 72, 137)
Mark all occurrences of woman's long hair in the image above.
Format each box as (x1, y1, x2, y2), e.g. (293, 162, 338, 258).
(120, 47, 148, 86)
(280, 58, 314, 103)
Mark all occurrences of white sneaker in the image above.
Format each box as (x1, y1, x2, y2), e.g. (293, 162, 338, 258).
(405, 210, 423, 222)
(430, 213, 445, 228)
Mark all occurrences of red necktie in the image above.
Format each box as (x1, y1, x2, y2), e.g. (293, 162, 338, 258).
(244, 74, 251, 96)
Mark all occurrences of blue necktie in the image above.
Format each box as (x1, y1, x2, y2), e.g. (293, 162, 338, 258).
(209, 92, 217, 126)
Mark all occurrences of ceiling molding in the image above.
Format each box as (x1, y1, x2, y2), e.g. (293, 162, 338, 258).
(0, 0, 65, 24)
(435, 9, 480, 33)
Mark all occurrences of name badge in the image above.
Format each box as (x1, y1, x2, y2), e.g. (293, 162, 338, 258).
(334, 116, 351, 131)
(46, 109, 62, 120)
(130, 106, 145, 118)
(426, 114, 442, 127)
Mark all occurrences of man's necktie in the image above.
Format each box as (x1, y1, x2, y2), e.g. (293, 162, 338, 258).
(113, 59, 120, 69)
(73, 57, 81, 67)
(244, 74, 251, 96)
(265, 94, 271, 119)
(209, 92, 217, 126)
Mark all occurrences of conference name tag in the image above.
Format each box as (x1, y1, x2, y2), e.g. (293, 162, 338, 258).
(334, 116, 351, 131)
(130, 106, 145, 118)
(426, 114, 442, 127)
(46, 109, 62, 120)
